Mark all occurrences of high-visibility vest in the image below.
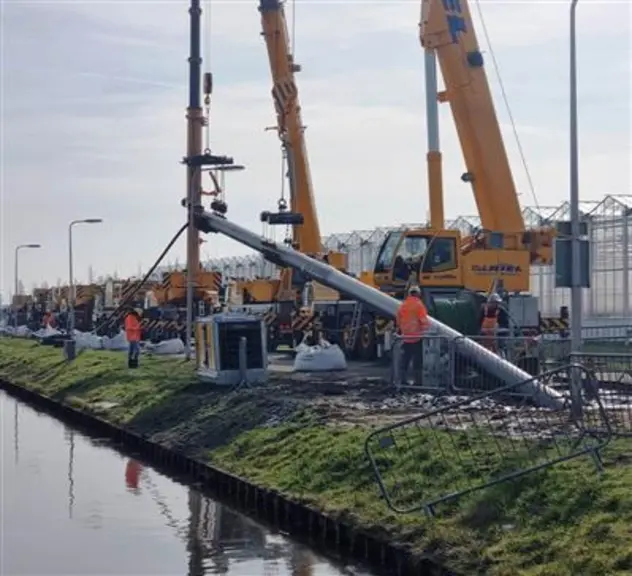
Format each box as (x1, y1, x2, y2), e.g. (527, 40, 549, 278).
(124, 314, 142, 342)
(481, 304, 499, 335)
(396, 296, 429, 344)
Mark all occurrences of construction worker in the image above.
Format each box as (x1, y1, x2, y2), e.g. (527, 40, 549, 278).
(124, 307, 143, 368)
(396, 285, 430, 386)
(480, 293, 503, 352)
(42, 310, 56, 328)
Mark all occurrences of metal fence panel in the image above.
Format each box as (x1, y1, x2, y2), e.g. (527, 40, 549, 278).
(569, 352, 632, 437)
(365, 365, 612, 516)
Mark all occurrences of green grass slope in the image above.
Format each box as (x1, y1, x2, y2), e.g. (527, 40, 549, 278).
(1, 337, 631, 575)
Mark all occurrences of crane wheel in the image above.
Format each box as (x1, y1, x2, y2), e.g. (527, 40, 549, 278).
(339, 314, 356, 359)
(357, 320, 377, 361)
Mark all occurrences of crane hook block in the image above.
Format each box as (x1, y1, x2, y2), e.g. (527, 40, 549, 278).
(260, 211, 304, 226)
(211, 199, 228, 215)
(204, 72, 213, 96)
(184, 153, 235, 167)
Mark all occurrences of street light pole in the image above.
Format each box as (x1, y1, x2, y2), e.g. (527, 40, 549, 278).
(569, 0, 582, 354)
(13, 243, 41, 328)
(68, 219, 103, 335)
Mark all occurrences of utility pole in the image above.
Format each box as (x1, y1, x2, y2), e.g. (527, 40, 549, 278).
(183, 0, 238, 360)
(569, 0, 582, 355)
(185, 0, 204, 361)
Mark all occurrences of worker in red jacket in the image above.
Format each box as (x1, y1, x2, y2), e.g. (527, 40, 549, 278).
(395, 285, 430, 386)
(124, 307, 143, 368)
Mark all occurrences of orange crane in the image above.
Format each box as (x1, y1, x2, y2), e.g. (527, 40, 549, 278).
(371, 0, 555, 301)
(225, 0, 346, 350)
(258, 0, 346, 267)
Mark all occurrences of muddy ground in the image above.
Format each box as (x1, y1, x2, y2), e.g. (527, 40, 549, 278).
(102, 352, 632, 459)
(114, 354, 473, 456)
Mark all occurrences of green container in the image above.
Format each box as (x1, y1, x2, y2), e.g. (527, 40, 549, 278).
(430, 292, 480, 336)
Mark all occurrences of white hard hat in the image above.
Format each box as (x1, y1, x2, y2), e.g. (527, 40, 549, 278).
(489, 293, 502, 304)
(408, 285, 421, 296)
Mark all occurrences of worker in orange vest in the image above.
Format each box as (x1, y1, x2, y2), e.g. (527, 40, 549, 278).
(480, 293, 502, 352)
(395, 285, 430, 386)
(124, 307, 143, 368)
(42, 311, 56, 328)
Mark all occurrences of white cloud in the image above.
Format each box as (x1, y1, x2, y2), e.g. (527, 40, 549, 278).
(1, 0, 630, 298)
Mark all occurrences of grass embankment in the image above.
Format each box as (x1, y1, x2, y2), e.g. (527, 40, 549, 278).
(1, 338, 632, 576)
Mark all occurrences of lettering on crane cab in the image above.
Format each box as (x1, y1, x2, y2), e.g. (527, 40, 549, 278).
(443, 0, 466, 43)
(471, 263, 523, 275)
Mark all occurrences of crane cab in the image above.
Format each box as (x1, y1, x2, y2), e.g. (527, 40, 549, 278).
(373, 227, 533, 298)
(373, 228, 463, 299)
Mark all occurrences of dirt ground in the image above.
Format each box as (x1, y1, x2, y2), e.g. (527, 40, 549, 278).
(266, 354, 452, 426)
(122, 353, 462, 456)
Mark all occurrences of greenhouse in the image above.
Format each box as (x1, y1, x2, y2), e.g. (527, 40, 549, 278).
(204, 194, 632, 320)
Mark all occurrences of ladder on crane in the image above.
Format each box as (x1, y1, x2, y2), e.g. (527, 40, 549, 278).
(347, 302, 364, 351)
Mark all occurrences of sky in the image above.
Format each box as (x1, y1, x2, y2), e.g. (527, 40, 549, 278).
(0, 0, 630, 301)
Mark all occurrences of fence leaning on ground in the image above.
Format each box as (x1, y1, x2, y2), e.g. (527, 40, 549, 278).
(568, 351, 632, 438)
(366, 364, 614, 516)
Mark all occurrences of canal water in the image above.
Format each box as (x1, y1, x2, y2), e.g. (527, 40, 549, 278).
(0, 390, 374, 576)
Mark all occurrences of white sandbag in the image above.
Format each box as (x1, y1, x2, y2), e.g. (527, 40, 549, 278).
(145, 338, 185, 355)
(16, 325, 33, 338)
(293, 338, 347, 372)
(103, 330, 129, 351)
(294, 333, 311, 355)
(31, 324, 61, 339)
(73, 330, 104, 350)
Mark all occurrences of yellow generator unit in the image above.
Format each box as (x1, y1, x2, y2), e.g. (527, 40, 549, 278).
(195, 313, 268, 386)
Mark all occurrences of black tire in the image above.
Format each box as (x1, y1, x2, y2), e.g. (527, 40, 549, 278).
(267, 327, 278, 353)
(338, 314, 356, 359)
(357, 319, 377, 361)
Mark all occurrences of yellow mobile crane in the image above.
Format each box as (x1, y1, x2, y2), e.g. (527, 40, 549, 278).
(322, 0, 565, 357)
(371, 0, 556, 301)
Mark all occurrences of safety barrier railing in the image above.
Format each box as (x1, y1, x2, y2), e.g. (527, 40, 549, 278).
(365, 364, 613, 516)
(389, 333, 455, 393)
(390, 332, 566, 396)
(569, 351, 632, 438)
(581, 324, 632, 343)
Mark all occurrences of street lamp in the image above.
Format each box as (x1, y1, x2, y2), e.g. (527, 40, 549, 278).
(14, 243, 41, 328)
(68, 219, 103, 335)
(569, 0, 582, 354)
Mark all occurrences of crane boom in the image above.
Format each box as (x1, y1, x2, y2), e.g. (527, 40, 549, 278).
(420, 0, 524, 235)
(259, 0, 321, 254)
(194, 208, 563, 410)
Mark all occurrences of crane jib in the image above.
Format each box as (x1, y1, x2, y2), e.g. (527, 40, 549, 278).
(443, 0, 467, 44)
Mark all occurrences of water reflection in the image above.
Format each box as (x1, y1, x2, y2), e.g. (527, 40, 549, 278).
(4, 391, 371, 576)
(65, 428, 75, 518)
(14, 400, 19, 464)
(126, 456, 321, 575)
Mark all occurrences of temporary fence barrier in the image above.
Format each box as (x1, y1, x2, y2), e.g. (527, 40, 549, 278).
(569, 351, 632, 438)
(365, 364, 613, 517)
(390, 333, 566, 396)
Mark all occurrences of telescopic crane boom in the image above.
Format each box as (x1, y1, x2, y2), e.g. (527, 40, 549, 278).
(258, 0, 346, 271)
(221, 0, 345, 351)
(259, 0, 321, 255)
(370, 0, 555, 300)
(419, 0, 554, 261)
